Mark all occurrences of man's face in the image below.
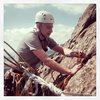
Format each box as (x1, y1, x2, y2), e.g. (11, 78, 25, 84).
(40, 23, 53, 37)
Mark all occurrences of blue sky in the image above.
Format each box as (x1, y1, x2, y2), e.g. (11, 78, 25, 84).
(4, 4, 88, 52)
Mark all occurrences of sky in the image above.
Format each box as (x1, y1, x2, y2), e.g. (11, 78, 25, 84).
(4, 4, 89, 52)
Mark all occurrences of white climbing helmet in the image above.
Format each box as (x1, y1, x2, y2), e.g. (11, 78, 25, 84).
(35, 11, 54, 23)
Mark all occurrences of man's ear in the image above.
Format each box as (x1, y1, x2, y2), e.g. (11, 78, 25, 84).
(36, 22, 42, 29)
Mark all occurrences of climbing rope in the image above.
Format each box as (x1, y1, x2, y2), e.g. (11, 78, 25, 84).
(4, 41, 25, 62)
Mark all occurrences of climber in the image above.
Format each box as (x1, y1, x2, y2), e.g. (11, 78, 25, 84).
(4, 11, 86, 96)
(14, 11, 86, 75)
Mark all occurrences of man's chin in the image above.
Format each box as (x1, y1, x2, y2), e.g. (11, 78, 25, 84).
(47, 33, 51, 37)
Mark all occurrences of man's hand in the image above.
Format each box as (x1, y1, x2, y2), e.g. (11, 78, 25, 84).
(76, 51, 86, 63)
(70, 51, 86, 58)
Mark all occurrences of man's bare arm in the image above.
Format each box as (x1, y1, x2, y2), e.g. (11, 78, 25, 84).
(32, 49, 73, 75)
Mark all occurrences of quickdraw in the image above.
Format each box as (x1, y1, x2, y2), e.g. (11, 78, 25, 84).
(15, 74, 23, 96)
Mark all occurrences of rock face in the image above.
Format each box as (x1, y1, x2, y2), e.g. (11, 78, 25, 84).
(39, 4, 96, 96)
